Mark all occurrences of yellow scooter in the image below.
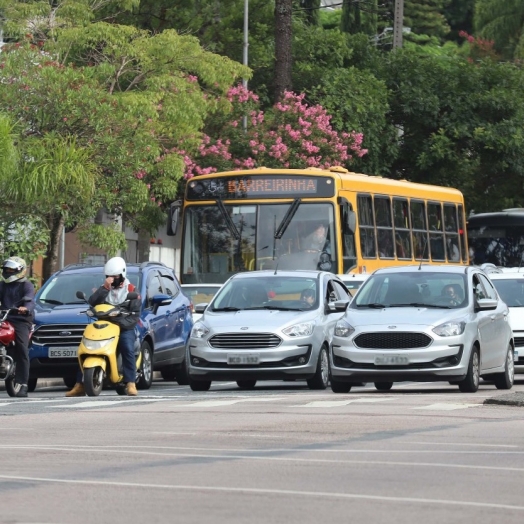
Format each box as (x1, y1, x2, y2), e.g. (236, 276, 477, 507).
(75, 291, 143, 396)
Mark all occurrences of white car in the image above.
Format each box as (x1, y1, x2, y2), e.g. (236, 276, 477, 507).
(181, 284, 222, 322)
(337, 273, 370, 297)
(488, 270, 524, 368)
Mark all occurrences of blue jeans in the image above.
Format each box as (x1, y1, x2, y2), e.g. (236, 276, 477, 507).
(77, 329, 137, 384)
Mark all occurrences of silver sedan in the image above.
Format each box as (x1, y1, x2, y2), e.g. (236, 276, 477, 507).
(187, 270, 350, 391)
(331, 265, 514, 393)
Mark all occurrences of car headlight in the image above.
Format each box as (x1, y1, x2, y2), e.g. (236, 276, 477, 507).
(432, 321, 465, 337)
(334, 319, 355, 337)
(191, 322, 209, 339)
(82, 337, 115, 350)
(282, 321, 315, 337)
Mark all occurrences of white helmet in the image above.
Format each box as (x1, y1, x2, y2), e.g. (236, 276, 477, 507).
(2, 256, 27, 283)
(104, 257, 127, 279)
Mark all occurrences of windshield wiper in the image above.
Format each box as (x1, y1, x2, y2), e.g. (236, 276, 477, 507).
(247, 305, 302, 311)
(389, 302, 450, 308)
(274, 198, 301, 240)
(357, 303, 387, 309)
(38, 299, 63, 305)
(212, 307, 241, 312)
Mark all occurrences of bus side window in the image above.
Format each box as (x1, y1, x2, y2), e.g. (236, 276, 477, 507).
(358, 194, 376, 258)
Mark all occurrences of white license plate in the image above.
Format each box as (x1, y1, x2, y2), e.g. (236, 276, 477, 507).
(49, 347, 78, 358)
(374, 355, 409, 366)
(227, 353, 260, 365)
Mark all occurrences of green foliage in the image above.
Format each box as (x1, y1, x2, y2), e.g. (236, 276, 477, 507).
(77, 224, 127, 257)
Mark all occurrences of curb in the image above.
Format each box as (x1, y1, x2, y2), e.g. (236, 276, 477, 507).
(484, 392, 524, 407)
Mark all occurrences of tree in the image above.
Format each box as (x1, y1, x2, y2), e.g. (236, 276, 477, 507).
(474, 0, 524, 60)
(274, 0, 293, 101)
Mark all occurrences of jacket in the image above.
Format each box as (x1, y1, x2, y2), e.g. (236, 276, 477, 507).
(88, 282, 141, 331)
(0, 279, 36, 324)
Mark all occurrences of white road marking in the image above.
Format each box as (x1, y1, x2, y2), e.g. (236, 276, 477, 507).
(296, 397, 394, 407)
(0, 474, 523, 511)
(412, 403, 479, 411)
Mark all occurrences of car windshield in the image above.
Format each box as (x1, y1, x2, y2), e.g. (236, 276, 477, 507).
(211, 276, 319, 311)
(351, 271, 467, 309)
(37, 272, 140, 307)
(491, 277, 524, 307)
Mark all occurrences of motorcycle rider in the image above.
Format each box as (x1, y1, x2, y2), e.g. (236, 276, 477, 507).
(0, 257, 35, 397)
(66, 257, 141, 397)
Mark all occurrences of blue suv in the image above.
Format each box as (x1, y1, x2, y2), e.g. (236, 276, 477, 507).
(28, 262, 193, 391)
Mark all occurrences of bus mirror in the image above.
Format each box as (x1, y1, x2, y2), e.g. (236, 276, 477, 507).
(346, 209, 356, 234)
(167, 201, 181, 236)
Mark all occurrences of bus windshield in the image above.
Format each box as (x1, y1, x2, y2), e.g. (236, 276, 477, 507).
(181, 202, 344, 283)
(468, 224, 524, 267)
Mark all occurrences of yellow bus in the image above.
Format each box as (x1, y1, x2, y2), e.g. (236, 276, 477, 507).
(168, 166, 468, 284)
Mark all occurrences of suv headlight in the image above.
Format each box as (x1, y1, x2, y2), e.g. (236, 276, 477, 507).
(191, 322, 209, 339)
(283, 321, 315, 337)
(335, 319, 355, 338)
(82, 337, 115, 350)
(432, 321, 465, 337)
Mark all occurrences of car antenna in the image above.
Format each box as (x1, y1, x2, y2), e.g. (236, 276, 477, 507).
(418, 239, 428, 270)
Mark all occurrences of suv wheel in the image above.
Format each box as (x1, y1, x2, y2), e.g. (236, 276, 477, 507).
(136, 341, 153, 390)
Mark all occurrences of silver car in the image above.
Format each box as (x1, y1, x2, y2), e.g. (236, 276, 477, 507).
(188, 270, 351, 391)
(331, 265, 514, 393)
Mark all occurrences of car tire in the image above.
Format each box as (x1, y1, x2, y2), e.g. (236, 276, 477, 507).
(27, 378, 38, 393)
(84, 367, 104, 396)
(330, 378, 352, 393)
(374, 381, 393, 391)
(63, 376, 77, 390)
(307, 346, 329, 390)
(493, 343, 514, 390)
(160, 365, 177, 381)
(136, 341, 153, 390)
(237, 380, 257, 389)
(176, 346, 190, 385)
(189, 380, 211, 391)
(458, 346, 480, 393)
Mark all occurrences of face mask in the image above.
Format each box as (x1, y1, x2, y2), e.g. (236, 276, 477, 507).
(111, 276, 124, 288)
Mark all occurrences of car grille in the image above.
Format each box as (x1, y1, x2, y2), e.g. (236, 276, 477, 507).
(209, 333, 281, 349)
(32, 323, 87, 346)
(514, 336, 524, 348)
(354, 332, 432, 349)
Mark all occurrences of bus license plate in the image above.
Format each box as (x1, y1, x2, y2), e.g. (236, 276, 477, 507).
(374, 355, 409, 366)
(227, 353, 260, 365)
(49, 347, 78, 358)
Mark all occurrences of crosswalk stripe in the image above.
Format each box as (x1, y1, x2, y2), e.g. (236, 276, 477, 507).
(412, 403, 479, 411)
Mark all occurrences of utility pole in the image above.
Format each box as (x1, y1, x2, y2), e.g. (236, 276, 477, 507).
(393, 0, 404, 49)
(242, 0, 249, 131)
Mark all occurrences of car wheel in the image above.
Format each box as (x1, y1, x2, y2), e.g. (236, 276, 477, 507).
(176, 345, 190, 385)
(84, 367, 104, 396)
(374, 381, 393, 391)
(458, 346, 480, 393)
(493, 343, 514, 390)
(237, 380, 257, 389)
(307, 346, 329, 390)
(160, 365, 177, 381)
(330, 378, 352, 393)
(27, 378, 38, 393)
(189, 380, 211, 392)
(63, 376, 77, 390)
(136, 341, 153, 390)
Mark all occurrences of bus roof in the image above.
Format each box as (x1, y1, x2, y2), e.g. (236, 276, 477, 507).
(187, 166, 464, 201)
(468, 209, 524, 226)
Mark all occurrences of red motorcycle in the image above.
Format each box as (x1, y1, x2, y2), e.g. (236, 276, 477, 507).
(0, 305, 33, 397)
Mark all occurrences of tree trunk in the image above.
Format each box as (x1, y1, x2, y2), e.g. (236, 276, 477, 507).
(42, 213, 65, 282)
(136, 229, 151, 263)
(274, 0, 293, 102)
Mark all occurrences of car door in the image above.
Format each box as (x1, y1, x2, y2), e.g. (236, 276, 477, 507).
(472, 272, 498, 370)
(144, 270, 170, 361)
(160, 271, 187, 360)
(478, 272, 508, 370)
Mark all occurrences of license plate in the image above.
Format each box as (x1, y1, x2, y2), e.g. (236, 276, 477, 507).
(227, 353, 260, 365)
(49, 347, 78, 358)
(374, 355, 409, 366)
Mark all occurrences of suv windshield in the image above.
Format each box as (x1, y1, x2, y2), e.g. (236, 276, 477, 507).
(352, 272, 467, 309)
(37, 272, 141, 306)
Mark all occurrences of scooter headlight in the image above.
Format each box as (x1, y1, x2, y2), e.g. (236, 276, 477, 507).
(82, 337, 115, 350)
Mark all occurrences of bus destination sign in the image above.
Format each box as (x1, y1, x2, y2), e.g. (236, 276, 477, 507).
(186, 175, 335, 200)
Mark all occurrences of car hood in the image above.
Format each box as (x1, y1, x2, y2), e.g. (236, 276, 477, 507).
(346, 306, 466, 329)
(34, 304, 90, 324)
(199, 309, 318, 332)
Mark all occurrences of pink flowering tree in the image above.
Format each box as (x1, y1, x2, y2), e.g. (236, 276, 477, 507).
(172, 86, 367, 178)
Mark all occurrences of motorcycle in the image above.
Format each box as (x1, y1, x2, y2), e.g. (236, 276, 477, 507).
(0, 297, 33, 397)
(75, 291, 148, 396)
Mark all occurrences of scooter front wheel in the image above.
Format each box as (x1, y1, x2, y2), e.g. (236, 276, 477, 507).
(84, 367, 105, 396)
(5, 376, 17, 397)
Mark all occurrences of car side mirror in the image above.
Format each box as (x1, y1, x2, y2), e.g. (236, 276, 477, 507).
(326, 300, 349, 313)
(195, 303, 208, 314)
(151, 294, 172, 308)
(76, 291, 87, 301)
(476, 298, 498, 311)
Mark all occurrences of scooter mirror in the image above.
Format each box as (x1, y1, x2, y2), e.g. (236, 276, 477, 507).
(76, 291, 87, 301)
